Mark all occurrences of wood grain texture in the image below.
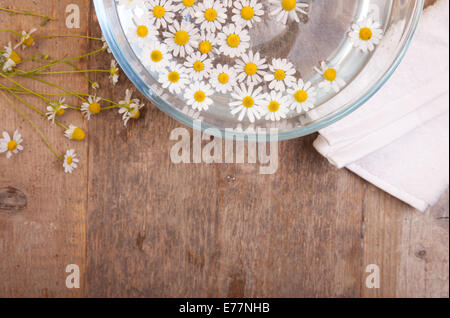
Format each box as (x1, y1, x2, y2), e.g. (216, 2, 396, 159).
(0, 0, 448, 298)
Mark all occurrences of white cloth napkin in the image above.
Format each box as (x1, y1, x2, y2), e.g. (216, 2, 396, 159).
(314, 0, 449, 212)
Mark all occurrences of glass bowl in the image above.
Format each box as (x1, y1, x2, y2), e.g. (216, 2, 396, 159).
(94, 0, 424, 141)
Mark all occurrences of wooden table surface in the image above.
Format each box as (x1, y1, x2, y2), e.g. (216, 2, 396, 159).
(0, 0, 448, 298)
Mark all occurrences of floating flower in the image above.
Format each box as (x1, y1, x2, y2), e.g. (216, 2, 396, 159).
(0, 130, 23, 159)
(173, 0, 198, 17)
(144, 0, 176, 29)
(184, 52, 212, 81)
(349, 15, 384, 53)
(15, 28, 37, 50)
(232, 0, 264, 28)
(109, 60, 120, 85)
(229, 84, 265, 123)
(235, 50, 268, 86)
(127, 15, 159, 49)
(81, 96, 102, 120)
(141, 41, 172, 72)
(287, 79, 316, 113)
(217, 24, 250, 58)
(2, 42, 21, 72)
(264, 58, 296, 92)
(163, 19, 199, 58)
(158, 62, 189, 94)
(63, 149, 79, 174)
(184, 82, 214, 112)
(65, 125, 86, 141)
(46, 98, 68, 123)
(197, 31, 218, 57)
(269, 0, 309, 24)
(260, 91, 290, 121)
(315, 61, 346, 93)
(210, 64, 237, 94)
(118, 89, 145, 126)
(195, 0, 227, 33)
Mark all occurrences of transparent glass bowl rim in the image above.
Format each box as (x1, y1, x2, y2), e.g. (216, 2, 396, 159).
(94, 0, 424, 141)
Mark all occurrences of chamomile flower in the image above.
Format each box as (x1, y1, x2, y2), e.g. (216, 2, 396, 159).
(141, 41, 171, 72)
(2, 42, 21, 72)
(163, 20, 199, 58)
(46, 98, 68, 123)
(264, 58, 296, 92)
(184, 82, 214, 112)
(15, 28, 37, 50)
(210, 64, 237, 94)
(232, 0, 264, 28)
(81, 96, 102, 120)
(144, 0, 176, 29)
(101, 35, 112, 54)
(260, 91, 290, 122)
(65, 125, 86, 141)
(235, 50, 268, 86)
(109, 60, 120, 85)
(195, 0, 227, 33)
(173, 0, 198, 17)
(118, 89, 145, 126)
(269, 0, 309, 24)
(229, 84, 265, 123)
(0, 130, 23, 159)
(116, 0, 140, 10)
(197, 31, 218, 57)
(218, 24, 250, 58)
(184, 52, 212, 81)
(349, 15, 384, 53)
(158, 62, 189, 94)
(63, 149, 79, 174)
(287, 79, 316, 113)
(127, 16, 158, 49)
(315, 61, 346, 93)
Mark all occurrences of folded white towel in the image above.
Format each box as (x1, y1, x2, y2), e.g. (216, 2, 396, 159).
(314, 0, 449, 212)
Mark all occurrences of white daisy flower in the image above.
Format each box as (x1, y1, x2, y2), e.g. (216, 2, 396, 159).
(315, 61, 346, 93)
(163, 19, 199, 58)
(229, 84, 265, 123)
(269, 0, 309, 25)
(260, 91, 290, 122)
(286, 78, 316, 113)
(109, 60, 120, 85)
(184, 52, 212, 81)
(264, 58, 296, 92)
(184, 82, 214, 112)
(14, 28, 37, 50)
(235, 50, 268, 86)
(144, 0, 176, 29)
(64, 125, 86, 141)
(116, 0, 140, 10)
(127, 15, 159, 49)
(232, 0, 264, 28)
(118, 89, 145, 126)
(158, 62, 189, 94)
(101, 35, 112, 54)
(81, 96, 102, 120)
(46, 98, 68, 123)
(2, 42, 21, 72)
(141, 41, 171, 72)
(197, 31, 218, 57)
(173, 0, 198, 17)
(210, 64, 237, 94)
(195, 0, 227, 33)
(217, 24, 250, 58)
(0, 130, 23, 159)
(349, 15, 384, 53)
(63, 149, 79, 174)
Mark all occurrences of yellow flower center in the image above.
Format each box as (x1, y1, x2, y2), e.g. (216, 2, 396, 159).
(72, 128, 86, 141)
(56, 108, 65, 116)
(274, 69, 286, 81)
(193, 61, 204, 72)
(136, 25, 149, 38)
(23, 36, 34, 47)
(268, 101, 280, 113)
(151, 50, 163, 62)
(194, 91, 206, 102)
(282, 0, 297, 11)
(294, 90, 308, 103)
(183, 0, 195, 7)
(227, 34, 241, 48)
(7, 140, 17, 151)
(174, 30, 189, 46)
(199, 40, 212, 54)
(130, 109, 141, 119)
(10, 51, 21, 64)
(66, 156, 73, 165)
(204, 8, 218, 21)
(324, 68, 337, 81)
(243, 96, 255, 108)
(241, 6, 255, 20)
(153, 5, 165, 18)
(89, 102, 101, 114)
(218, 73, 229, 84)
(168, 71, 180, 83)
(244, 62, 257, 75)
(359, 27, 373, 41)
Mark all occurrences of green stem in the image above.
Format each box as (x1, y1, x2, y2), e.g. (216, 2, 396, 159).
(0, 29, 22, 36)
(27, 75, 86, 104)
(36, 69, 110, 75)
(35, 34, 102, 41)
